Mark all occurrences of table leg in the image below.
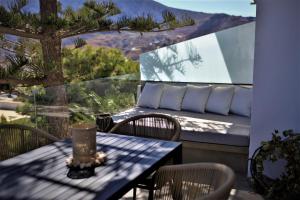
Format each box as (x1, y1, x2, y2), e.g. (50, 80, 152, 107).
(173, 144, 182, 164)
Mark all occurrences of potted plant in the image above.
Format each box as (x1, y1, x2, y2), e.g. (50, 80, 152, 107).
(250, 130, 300, 200)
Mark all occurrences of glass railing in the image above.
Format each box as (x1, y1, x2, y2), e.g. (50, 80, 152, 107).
(0, 74, 140, 138)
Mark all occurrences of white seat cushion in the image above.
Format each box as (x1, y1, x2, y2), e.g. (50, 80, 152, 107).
(206, 86, 235, 115)
(113, 107, 250, 147)
(181, 85, 212, 113)
(230, 87, 252, 117)
(159, 85, 186, 111)
(137, 83, 164, 109)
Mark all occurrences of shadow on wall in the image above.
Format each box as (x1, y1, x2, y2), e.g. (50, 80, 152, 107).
(140, 42, 202, 81)
(140, 22, 255, 84)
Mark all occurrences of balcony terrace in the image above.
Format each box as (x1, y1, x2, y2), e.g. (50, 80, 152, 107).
(1, 0, 300, 200)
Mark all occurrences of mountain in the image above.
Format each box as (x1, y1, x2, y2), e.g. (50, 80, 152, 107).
(2, 0, 211, 22)
(102, 0, 212, 22)
(0, 0, 255, 60)
(61, 0, 254, 59)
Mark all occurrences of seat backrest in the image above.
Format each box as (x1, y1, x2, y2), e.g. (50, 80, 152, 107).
(0, 124, 59, 161)
(109, 113, 181, 141)
(154, 163, 235, 200)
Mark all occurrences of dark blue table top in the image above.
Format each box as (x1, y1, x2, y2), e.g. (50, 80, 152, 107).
(0, 132, 181, 200)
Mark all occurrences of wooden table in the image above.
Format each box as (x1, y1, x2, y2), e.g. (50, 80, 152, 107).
(0, 132, 182, 200)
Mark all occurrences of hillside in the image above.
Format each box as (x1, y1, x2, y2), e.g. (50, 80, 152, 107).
(59, 0, 255, 59)
(0, 0, 255, 60)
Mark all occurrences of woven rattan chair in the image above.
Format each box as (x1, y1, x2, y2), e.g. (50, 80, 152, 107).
(0, 124, 59, 161)
(154, 163, 235, 200)
(109, 113, 181, 141)
(109, 113, 181, 199)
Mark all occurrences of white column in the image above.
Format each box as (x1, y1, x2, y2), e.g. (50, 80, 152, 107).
(249, 0, 300, 176)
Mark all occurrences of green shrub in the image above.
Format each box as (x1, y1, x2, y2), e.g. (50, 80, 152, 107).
(0, 115, 7, 123)
(73, 37, 87, 48)
(62, 45, 139, 82)
(9, 118, 35, 127)
(16, 102, 33, 115)
(251, 130, 300, 200)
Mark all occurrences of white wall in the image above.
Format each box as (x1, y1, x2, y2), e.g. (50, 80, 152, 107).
(140, 22, 255, 84)
(249, 0, 300, 176)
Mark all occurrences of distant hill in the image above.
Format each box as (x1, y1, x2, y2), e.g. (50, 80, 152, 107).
(5, 0, 211, 22)
(0, 0, 255, 60)
(188, 14, 255, 38)
(62, 0, 254, 60)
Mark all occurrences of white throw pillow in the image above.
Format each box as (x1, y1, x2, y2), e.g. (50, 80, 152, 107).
(230, 87, 252, 117)
(206, 86, 235, 115)
(137, 83, 164, 109)
(181, 85, 212, 113)
(159, 85, 186, 111)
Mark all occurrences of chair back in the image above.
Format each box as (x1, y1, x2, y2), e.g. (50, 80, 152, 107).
(154, 163, 235, 200)
(109, 113, 181, 141)
(0, 124, 59, 161)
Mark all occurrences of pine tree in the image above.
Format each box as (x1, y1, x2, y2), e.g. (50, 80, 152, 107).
(0, 0, 194, 137)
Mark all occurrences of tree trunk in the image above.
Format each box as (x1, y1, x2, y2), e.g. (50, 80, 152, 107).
(40, 37, 67, 105)
(39, 0, 69, 138)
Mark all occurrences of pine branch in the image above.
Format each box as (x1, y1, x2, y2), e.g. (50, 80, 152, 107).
(0, 26, 42, 39)
(60, 12, 194, 38)
(0, 0, 42, 34)
(8, 0, 28, 13)
(83, 0, 121, 18)
(1, 46, 31, 57)
(59, 28, 110, 38)
(1, 38, 22, 46)
(0, 37, 23, 52)
(5, 54, 29, 75)
(0, 77, 45, 86)
(59, 2, 195, 38)
(0, 54, 46, 83)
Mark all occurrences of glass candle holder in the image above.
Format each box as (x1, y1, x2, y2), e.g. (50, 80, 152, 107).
(71, 123, 97, 165)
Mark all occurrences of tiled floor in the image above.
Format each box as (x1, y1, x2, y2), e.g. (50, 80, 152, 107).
(121, 173, 264, 200)
(235, 173, 253, 191)
(228, 173, 264, 200)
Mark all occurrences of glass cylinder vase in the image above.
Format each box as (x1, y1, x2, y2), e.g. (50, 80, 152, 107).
(71, 123, 97, 165)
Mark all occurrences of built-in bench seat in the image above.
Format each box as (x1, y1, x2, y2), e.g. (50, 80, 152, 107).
(112, 82, 252, 173)
(113, 107, 250, 147)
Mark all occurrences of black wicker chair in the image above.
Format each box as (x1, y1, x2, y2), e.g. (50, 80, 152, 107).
(0, 124, 59, 161)
(109, 113, 181, 200)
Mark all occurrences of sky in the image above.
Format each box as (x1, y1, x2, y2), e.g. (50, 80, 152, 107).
(154, 0, 256, 17)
